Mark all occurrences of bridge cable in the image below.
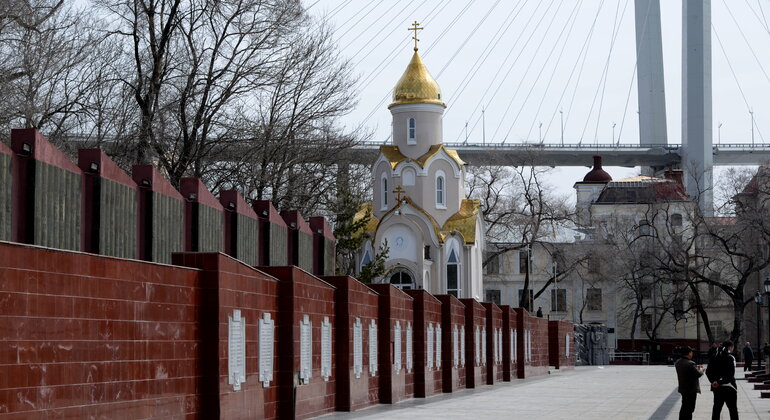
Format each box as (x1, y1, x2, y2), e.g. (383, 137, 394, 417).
(460, 1, 551, 141)
(743, 0, 770, 35)
(722, 0, 770, 84)
(435, 0, 504, 78)
(521, 0, 584, 143)
(349, 0, 417, 65)
(327, 0, 353, 20)
(712, 22, 766, 143)
(334, 0, 383, 40)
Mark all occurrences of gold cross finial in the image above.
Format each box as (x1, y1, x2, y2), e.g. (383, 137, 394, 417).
(408, 21, 423, 51)
(392, 185, 406, 203)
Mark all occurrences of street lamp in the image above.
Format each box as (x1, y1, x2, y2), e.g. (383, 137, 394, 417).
(764, 278, 770, 368)
(755, 290, 763, 369)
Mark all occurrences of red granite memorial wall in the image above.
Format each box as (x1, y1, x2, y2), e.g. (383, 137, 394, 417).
(482, 303, 503, 384)
(219, 190, 259, 267)
(258, 266, 336, 420)
(548, 320, 575, 370)
(368, 284, 414, 404)
(460, 298, 487, 388)
(0, 140, 11, 242)
(501, 306, 518, 380)
(253, 200, 288, 267)
(514, 308, 550, 378)
(404, 290, 442, 398)
(180, 178, 224, 253)
(323, 276, 380, 412)
(281, 211, 314, 273)
(309, 216, 335, 277)
(133, 165, 184, 264)
(436, 294, 466, 392)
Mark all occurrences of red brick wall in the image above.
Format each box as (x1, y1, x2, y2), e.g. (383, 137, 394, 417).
(0, 241, 203, 419)
(323, 276, 379, 412)
(404, 290, 442, 398)
(548, 320, 575, 370)
(436, 294, 466, 392)
(258, 266, 336, 420)
(515, 308, 549, 378)
(501, 306, 518, 380)
(173, 253, 280, 419)
(460, 299, 487, 388)
(482, 303, 503, 384)
(368, 284, 414, 404)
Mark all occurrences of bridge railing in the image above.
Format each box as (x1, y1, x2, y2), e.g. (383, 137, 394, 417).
(609, 350, 650, 365)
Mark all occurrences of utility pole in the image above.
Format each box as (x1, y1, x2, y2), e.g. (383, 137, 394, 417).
(560, 109, 564, 145)
(750, 109, 755, 146)
(612, 122, 617, 144)
(482, 108, 486, 145)
(464, 121, 468, 144)
(539, 122, 543, 143)
(718, 122, 722, 144)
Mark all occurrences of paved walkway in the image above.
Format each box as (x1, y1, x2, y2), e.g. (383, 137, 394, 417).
(324, 366, 770, 419)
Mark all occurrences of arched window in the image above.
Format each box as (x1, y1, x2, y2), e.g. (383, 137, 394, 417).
(407, 118, 416, 144)
(390, 268, 415, 290)
(447, 248, 460, 297)
(360, 250, 372, 270)
(402, 167, 416, 186)
(671, 213, 683, 227)
(436, 172, 445, 208)
(381, 175, 388, 209)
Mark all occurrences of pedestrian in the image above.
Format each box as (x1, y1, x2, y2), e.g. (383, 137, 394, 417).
(675, 346, 704, 420)
(706, 341, 739, 420)
(536, 306, 543, 317)
(742, 341, 753, 371)
(764, 342, 770, 359)
(707, 342, 719, 361)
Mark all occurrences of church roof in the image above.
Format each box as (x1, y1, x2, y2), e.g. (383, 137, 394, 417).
(353, 202, 379, 235)
(443, 199, 481, 244)
(389, 52, 445, 108)
(379, 144, 465, 170)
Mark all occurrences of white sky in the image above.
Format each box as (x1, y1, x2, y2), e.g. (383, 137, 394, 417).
(308, 0, 770, 200)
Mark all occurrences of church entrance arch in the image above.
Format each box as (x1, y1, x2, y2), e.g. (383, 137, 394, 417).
(389, 267, 415, 290)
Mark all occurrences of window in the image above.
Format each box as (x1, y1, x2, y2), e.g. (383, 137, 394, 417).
(407, 118, 416, 144)
(586, 288, 602, 311)
(671, 213, 683, 227)
(709, 321, 725, 340)
(485, 252, 500, 274)
(390, 268, 414, 290)
(424, 245, 431, 260)
(638, 221, 651, 236)
(639, 283, 652, 300)
(551, 289, 566, 312)
(518, 289, 534, 311)
(588, 255, 600, 274)
(673, 297, 685, 318)
(402, 167, 416, 186)
(518, 250, 530, 275)
(360, 250, 372, 270)
(485, 290, 501, 305)
(436, 172, 445, 207)
(640, 314, 653, 331)
(381, 176, 388, 209)
(447, 248, 460, 297)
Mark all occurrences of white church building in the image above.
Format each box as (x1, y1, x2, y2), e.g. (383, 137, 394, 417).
(355, 40, 485, 299)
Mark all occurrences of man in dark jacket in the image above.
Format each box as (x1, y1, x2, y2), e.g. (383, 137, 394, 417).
(707, 341, 739, 420)
(675, 346, 704, 420)
(742, 342, 753, 371)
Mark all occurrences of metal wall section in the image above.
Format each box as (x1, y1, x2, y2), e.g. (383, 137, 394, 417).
(0, 152, 10, 241)
(194, 203, 223, 252)
(34, 162, 81, 251)
(323, 238, 336, 276)
(151, 193, 184, 264)
(267, 223, 288, 266)
(235, 213, 258, 266)
(99, 178, 137, 259)
(297, 231, 313, 272)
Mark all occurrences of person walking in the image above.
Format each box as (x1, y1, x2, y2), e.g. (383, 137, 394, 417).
(675, 346, 704, 420)
(706, 341, 739, 420)
(742, 342, 753, 371)
(536, 307, 543, 318)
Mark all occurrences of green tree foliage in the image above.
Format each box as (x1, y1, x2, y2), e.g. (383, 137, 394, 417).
(357, 239, 392, 284)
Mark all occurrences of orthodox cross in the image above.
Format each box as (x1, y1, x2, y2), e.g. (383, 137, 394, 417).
(392, 185, 406, 204)
(408, 21, 423, 51)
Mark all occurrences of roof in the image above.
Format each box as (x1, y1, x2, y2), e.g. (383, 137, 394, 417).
(443, 199, 481, 244)
(389, 51, 445, 108)
(581, 155, 612, 183)
(379, 144, 465, 170)
(595, 176, 689, 203)
(353, 202, 379, 235)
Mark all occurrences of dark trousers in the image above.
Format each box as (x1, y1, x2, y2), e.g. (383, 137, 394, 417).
(744, 358, 752, 371)
(712, 387, 738, 420)
(679, 392, 697, 420)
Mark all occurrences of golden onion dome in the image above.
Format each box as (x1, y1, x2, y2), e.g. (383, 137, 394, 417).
(389, 52, 445, 108)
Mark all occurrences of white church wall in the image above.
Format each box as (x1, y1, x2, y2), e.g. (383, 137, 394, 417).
(390, 103, 444, 157)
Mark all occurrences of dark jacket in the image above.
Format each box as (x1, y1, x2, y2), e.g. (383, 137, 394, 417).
(743, 345, 753, 361)
(706, 351, 737, 391)
(675, 357, 703, 395)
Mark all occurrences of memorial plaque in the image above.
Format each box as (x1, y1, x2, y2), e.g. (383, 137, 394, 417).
(435, 324, 442, 368)
(300, 315, 312, 384)
(228, 309, 246, 391)
(511, 329, 516, 362)
(526, 330, 532, 362)
(259, 313, 274, 388)
(482, 326, 487, 366)
(368, 320, 378, 375)
(426, 323, 434, 370)
(497, 328, 503, 363)
(321, 317, 332, 381)
(565, 334, 570, 357)
(353, 318, 363, 379)
(406, 322, 413, 372)
(394, 321, 402, 374)
(474, 326, 480, 366)
(452, 325, 459, 368)
(493, 327, 498, 364)
(460, 326, 465, 366)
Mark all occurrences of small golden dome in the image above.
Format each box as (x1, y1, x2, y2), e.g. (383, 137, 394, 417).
(389, 52, 445, 108)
